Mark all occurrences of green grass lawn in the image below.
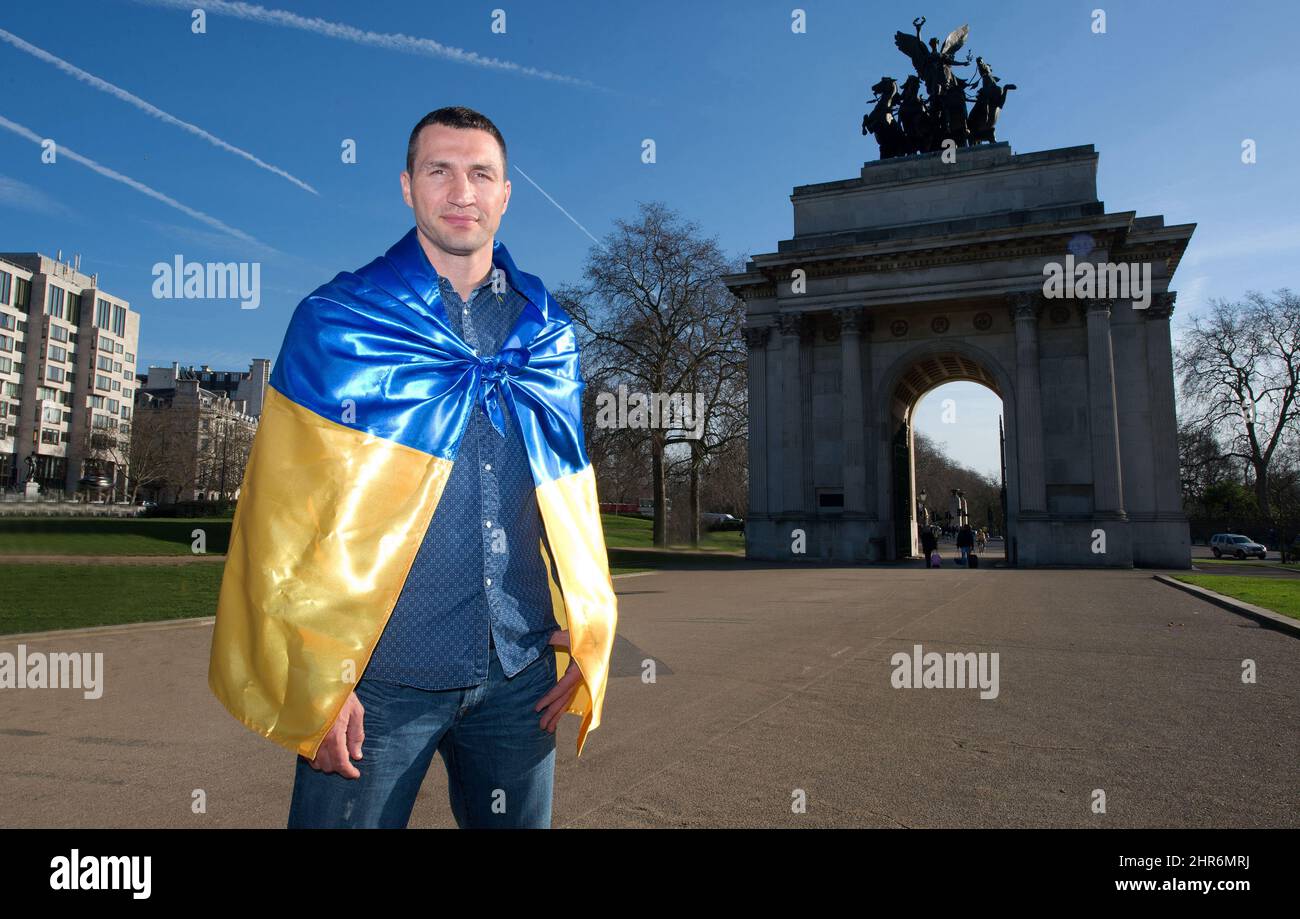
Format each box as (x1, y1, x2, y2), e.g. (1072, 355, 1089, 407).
(0, 513, 742, 556)
(0, 557, 652, 634)
(600, 513, 743, 552)
(1196, 558, 1300, 572)
(0, 512, 693, 633)
(1173, 574, 1300, 620)
(0, 562, 226, 634)
(0, 517, 233, 556)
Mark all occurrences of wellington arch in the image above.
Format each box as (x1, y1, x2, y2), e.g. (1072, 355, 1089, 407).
(723, 143, 1193, 568)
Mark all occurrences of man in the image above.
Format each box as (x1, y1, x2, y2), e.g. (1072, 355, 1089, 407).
(208, 106, 617, 829)
(957, 524, 975, 566)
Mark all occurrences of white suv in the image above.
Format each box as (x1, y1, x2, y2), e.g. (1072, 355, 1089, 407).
(1209, 533, 1267, 559)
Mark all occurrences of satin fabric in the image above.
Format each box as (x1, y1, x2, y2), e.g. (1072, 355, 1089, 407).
(208, 227, 617, 759)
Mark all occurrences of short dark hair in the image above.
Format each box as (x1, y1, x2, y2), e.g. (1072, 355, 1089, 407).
(405, 106, 508, 177)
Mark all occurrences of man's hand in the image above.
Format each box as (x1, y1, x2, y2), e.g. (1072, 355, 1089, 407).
(306, 690, 365, 779)
(535, 630, 583, 733)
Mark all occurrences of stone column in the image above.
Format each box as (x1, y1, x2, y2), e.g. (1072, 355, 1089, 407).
(777, 313, 809, 515)
(742, 323, 772, 518)
(1008, 292, 1047, 514)
(1085, 298, 1126, 516)
(1143, 292, 1181, 513)
(835, 307, 866, 513)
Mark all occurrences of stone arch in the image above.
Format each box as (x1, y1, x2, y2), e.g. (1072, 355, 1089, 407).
(875, 337, 1020, 561)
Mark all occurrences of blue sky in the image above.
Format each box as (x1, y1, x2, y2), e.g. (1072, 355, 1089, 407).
(2, 0, 1296, 477)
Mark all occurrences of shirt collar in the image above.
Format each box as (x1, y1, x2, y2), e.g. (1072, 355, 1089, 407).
(384, 225, 548, 322)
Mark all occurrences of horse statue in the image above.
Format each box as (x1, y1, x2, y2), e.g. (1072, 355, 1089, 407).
(861, 76, 909, 159)
(932, 76, 972, 149)
(967, 56, 1016, 144)
(896, 74, 929, 154)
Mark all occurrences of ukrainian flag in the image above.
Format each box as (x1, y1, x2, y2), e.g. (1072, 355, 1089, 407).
(208, 228, 617, 760)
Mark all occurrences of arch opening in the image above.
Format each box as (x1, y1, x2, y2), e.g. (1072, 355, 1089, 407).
(880, 346, 1017, 564)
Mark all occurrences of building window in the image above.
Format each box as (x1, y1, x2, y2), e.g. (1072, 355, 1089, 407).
(46, 285, 65, 319)
(0, 334, 11, 352)
(96, 298, 112, 328)
(817, 489, 845, 510)
(113, 361, 121, 373)
(41, 428, 60, 445)
(91, 395, 105, 409)
(48, 344, 67, 363)
(96, 374, 111, 390)
(0, 270, 10, 305)
(0, 357, 10, 374)
(15, 277, 31, 312)
(97, 354, 113, 371)
(108, 398, 119, 413)
(125, 351, 134, 363)
(111, 304, 126, 336)
(42, 405, 61, 423)
(67, 292, 82, 327)
(46, 365, 65, 383)
(50, 324, 69, 343)
(0, 312, 14, 331)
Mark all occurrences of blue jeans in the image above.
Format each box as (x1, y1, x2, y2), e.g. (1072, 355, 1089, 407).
(287, 644, 557, 828)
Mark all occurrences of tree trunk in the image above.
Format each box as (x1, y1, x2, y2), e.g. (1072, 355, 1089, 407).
(651, 431, 666, 548)
(1254, 461, 1271, 519)
(689, 447, 701, 548)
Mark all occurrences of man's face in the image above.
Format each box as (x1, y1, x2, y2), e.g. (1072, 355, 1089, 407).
(401, 123, 510, 259)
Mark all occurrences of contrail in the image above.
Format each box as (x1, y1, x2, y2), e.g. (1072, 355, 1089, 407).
(0, 113, 271, 250)
(511, 165, 603, 248)
(0, 27, 318, 196)
(128, 0, 600, 88)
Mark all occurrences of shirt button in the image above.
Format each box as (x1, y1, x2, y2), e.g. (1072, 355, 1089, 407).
(463, 307, 469, 315)
(485, 577, 492, 587)
(484, 463, 492, 471)
(484, 520, 492, 528)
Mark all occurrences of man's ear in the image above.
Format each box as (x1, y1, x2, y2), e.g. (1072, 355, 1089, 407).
(400, 171, 413, 208)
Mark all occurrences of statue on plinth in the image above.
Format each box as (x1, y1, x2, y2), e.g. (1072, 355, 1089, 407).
(862, 16, 1016, 160)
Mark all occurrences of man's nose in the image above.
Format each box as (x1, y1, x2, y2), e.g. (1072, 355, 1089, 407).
(447, 173, 476, 206)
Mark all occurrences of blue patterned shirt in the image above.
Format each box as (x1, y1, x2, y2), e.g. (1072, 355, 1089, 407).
(363, 267, 559, 689)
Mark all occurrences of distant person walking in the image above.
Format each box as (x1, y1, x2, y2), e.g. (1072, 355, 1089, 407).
(957, 524, 975, 565)
(919, 525, 938, 567)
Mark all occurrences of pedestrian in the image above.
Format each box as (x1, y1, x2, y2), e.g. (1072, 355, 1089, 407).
(208, 106, 618, 829)
(920, 524, 938, 566)
(957, 523, 975, 565)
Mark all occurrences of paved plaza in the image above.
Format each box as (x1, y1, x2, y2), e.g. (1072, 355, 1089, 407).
(3, 565, 1296, 828)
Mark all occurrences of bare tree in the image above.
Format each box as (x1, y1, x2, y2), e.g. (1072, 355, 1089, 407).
(561, 201, 745, 547)
(1176, 289, 1300, 518)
